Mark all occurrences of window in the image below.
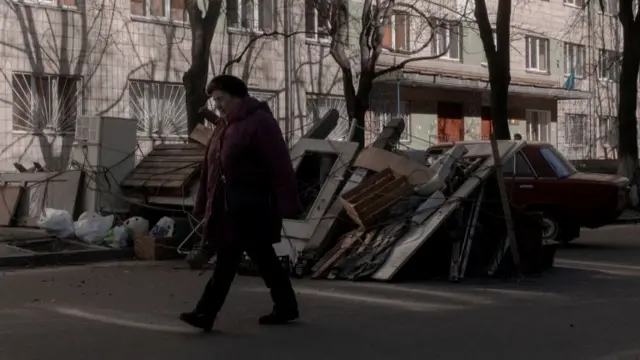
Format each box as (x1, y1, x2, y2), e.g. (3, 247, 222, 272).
(129, 81, 188, 137)
(372, 100, 411, 142)
(599, 115, 618, 147)
(305, 0, 331, 42)
(526, 36, 549, 72)
(11, 73, 79, 133)
(525, 110, 551, 143)
(432, 20, 462, 60)
(131, 0, 186, 21)
(503, 152, 535, 177)
(599, 49, 621, 81)
(23, 0, 77, 6)
(564, 113, 588, 146)
(251, 90, 279, 115)
(540, 146, 575, 178)
(563, 0, 584, 6)
(382, 11, 410, 52)
(227, 0, 274, 31)
(564, 42, 585, 78)
(306, 95, 349, 140)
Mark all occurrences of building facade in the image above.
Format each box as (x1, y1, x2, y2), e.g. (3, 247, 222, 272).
(0, 0, 629, 172)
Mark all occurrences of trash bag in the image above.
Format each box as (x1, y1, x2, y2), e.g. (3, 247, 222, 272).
(37, 208, 75, 238)
(74, 212, 114, 245)
(123, 217, 149, 237)
(103, 225, 132, 248)
(150, 217, 175, 238)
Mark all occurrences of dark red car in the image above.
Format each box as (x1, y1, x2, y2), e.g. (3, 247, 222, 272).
(422, 141, 629, 243)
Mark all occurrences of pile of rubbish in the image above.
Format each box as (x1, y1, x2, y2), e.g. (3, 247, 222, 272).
(37, 209, 174, 251)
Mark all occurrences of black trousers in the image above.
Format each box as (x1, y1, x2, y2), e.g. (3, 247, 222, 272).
(195, 238, 298, 317)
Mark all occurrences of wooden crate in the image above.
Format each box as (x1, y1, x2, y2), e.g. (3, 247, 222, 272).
(134, 235, 182, 261)
(339, 168, 414, 228)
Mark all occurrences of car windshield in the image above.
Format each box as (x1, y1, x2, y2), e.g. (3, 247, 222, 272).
(539, 146, 577, 178)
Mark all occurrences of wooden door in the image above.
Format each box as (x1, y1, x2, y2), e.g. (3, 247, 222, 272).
(481, 106, 493, 140)
(437, 102, 464, 142)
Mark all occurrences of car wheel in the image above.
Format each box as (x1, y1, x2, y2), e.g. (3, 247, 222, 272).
(541, 214, 561, 243)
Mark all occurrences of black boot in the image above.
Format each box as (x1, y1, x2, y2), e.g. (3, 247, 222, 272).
(258, 309, 299, 325)
(179, 311, 215, 332)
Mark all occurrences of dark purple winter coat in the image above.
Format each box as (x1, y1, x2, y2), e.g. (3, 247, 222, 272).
(193, 96, 301, 248)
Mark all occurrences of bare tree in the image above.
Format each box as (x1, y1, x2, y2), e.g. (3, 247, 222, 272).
(183, 1, 222, 134)
(615, 0, 640, 185)
(314, 0, 453, 146)
(474, 0, 511, 140)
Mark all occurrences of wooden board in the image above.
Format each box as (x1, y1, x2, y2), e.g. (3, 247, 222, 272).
(0, 186, 24, 226)
(189, 124, 214, 146)
(122, 143, 204, 192)
(136, 161, 200, 169)
(142, 155, 203, 162)
(132, 167, 197, 175)
(121, 180, 186, 188)
(155, 143, 204, 150)
(128, 173, 193, 181)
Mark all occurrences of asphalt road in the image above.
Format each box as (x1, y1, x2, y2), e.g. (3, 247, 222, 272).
(2, 225, 640, 360)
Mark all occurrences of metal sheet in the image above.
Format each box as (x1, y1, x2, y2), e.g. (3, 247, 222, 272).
(303, 118, 406, 254)
(282, 139, 359, 240)
(372, 141, 523, 281)
(0, 170, 83, 225)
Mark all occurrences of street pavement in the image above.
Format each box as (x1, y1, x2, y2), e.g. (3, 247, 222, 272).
(2, 225, 640, 360)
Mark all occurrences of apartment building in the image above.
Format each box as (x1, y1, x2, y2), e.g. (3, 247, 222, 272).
(0, 0, 626, 172)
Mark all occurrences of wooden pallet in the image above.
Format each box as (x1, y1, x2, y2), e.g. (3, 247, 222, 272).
(121, 143, 204, 191)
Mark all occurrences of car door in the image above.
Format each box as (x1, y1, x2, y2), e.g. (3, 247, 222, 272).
(502, 150, 538, 207)
(519, 145, 563, 208)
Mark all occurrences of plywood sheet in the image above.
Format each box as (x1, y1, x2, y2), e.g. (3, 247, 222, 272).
(354, 147, 434, 186)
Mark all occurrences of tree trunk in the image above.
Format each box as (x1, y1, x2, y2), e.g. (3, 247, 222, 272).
(616, 33, 640, 200)
(183, 4, 220, 134)
(489, 61, 511, 140)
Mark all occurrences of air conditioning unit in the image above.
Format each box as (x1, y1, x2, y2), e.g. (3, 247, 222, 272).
(70, 116, 138, 214)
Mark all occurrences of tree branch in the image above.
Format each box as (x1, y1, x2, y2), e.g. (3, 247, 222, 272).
(221, 30, 307, 74)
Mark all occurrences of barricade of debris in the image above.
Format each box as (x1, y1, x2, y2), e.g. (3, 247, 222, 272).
(0, 110, 554, 279)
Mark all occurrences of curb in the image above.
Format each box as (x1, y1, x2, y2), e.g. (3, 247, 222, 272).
(0, 247, 135, 269)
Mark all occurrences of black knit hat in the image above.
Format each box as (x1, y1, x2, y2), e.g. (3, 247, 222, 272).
(206, 74, 248, 98)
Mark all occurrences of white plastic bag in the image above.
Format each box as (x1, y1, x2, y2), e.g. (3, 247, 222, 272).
(74, 212, 114, 245)
(123, 216, 149, 237)
(103, 225, 131, 249)
(150, 216, 175, 238)
(37, 208, 74, 238)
